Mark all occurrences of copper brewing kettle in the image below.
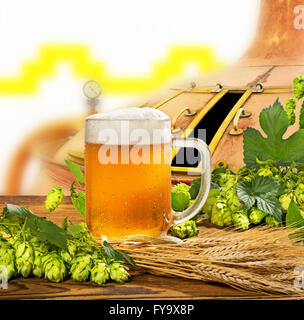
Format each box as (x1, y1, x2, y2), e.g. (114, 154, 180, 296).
(5, 0, 304, 194)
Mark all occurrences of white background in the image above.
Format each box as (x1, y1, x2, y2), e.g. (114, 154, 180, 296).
(0, 0, 260, 193)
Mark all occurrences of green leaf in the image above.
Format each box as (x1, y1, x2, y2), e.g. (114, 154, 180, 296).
(61, 217, 68, 231)
(255, 195, 282, 222)
(236, 176, 282, 221)
(68, 223, 84, 238)
(5, 204, 69, 251)
(189, 178, 220, 200)
(189, 178, 200, 200)
(65, 160, 84, 183)
(243, 98, 304, 167)
(70, 182, 86, 217)
(30, 219, 69, 251)
(286, 197, 304, 228)
(300, 101, 304, 129)
(102, 241, 136, 267)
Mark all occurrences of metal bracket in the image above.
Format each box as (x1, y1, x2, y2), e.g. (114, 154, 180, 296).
(229, 108, 244, 136)
(171, 107, 197, 133)
(252, 83, 264, 93)
(212, 83, 223, 93)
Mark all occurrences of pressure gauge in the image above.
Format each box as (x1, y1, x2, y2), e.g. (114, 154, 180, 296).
(83, 80, 102, 99)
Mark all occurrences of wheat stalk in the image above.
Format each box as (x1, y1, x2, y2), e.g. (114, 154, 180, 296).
(115, 225, 304, 296)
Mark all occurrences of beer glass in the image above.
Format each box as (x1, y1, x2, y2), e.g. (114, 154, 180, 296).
(85, 108, 211, 240)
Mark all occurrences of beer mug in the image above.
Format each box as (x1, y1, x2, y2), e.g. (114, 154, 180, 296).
(85, 108, 211, 240)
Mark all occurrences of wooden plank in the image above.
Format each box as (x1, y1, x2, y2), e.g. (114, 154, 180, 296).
(0, 196, 300, 300)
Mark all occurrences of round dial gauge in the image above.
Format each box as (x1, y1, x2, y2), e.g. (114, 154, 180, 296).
(83, 80, 101, 99)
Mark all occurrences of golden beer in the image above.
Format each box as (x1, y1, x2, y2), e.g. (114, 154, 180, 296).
(85, 107, 211, 241)
(85, 142, 172, 239)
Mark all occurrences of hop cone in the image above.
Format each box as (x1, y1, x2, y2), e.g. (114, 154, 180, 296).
(59, 240, 77, 265)
(249, 208, 267, 224)
(169, 220, 198, 239)
(33, 252, 44, 278)
(211, 200, 232, 227)
(265, 215, 280, 227)
(293, 75, 304, 100)
(42, 251, 67, 283)
(14, 241, 34, 277)
(44, 186, 64, 212)
(279, 192, 293, 212)
(30, 236, 50, 278)
(70, 254, 93, 282)
(171, 183, 191, 212)
(0, 239, 16, 280)
(232, 210, 250, 231)
(108, 262, 129, 284)
(90, 259, 109, 285)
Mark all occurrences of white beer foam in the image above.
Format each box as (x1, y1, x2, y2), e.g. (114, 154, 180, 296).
(85, 107, 171, 145)
(87, 107, 170, 121)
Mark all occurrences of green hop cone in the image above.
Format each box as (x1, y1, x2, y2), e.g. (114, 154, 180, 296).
(32, 252, 44, 278)
(169, 220, 198, 239)
(249, 208, 267, 224)
(295, 184, 304, 206)
(211, 200, 232, 227)
(285, 98, 296, 125)
(293, 75, 304, 100)
(30, 236, 50, 278)
(225, 190, 243, 211)
(42, 251, 67, 283)
(265, 215, 280, 227)
(171, 183, 191, 212)
(257, 166, 273, 177)
(58, 240, 77, 265)
(70, 254, 93, 282)
(108, 262, 129, 284)
(90, 259, 110, 285)
(44, 186, 64, 212)
(202, 189, 220, 218)
(287, 111, 296, 126)
(279, 192, 293, 212)
(232, 210, 250, 231)
(14, 241, 34, 277)
(0, 239, 16, 280)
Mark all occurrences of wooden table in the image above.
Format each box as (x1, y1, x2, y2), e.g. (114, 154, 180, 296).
(0, 196, 301, 300)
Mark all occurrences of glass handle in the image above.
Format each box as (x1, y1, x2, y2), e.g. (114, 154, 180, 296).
(172, 137, 211, 224)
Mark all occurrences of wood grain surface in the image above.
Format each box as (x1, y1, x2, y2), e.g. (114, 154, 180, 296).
(0, 196, 302, 300)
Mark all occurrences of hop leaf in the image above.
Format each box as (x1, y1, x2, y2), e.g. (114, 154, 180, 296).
(65, 160, 84, 183)
(243, 98, 304, 167)
(70, 183, 86, 217)
(236, 176, 282, 222)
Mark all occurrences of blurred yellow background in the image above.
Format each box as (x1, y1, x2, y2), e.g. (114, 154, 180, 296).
(0, 0, 260, 193)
